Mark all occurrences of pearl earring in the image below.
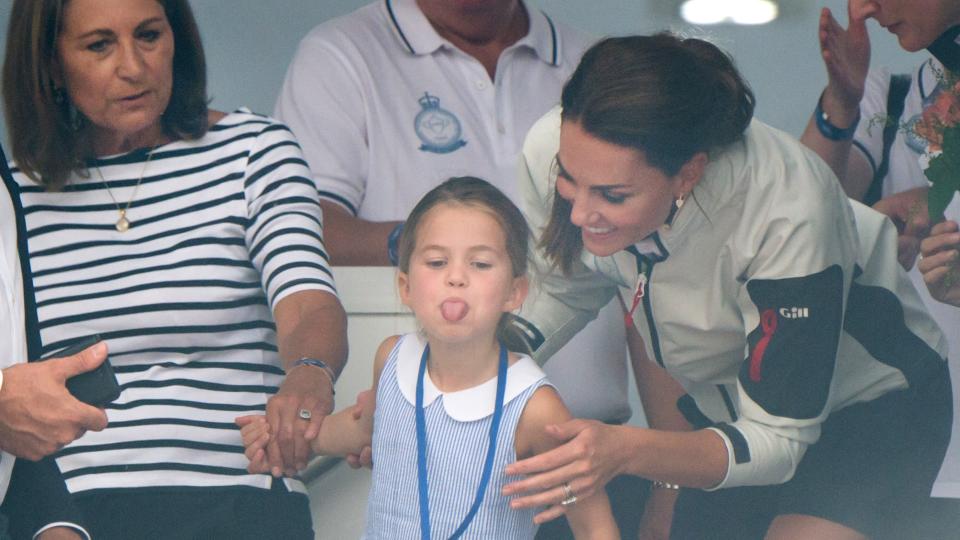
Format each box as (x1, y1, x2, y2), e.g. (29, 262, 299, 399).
(675, 194, 686, 209)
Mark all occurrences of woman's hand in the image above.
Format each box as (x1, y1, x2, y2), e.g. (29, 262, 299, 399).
(265, 366, 335, 476)
(502, 419, 630, 524)
(817, 2, 875, 115)
(873, 187, 931, 269)
(918, 220, 960, 306)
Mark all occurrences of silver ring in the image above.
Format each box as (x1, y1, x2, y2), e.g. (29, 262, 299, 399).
(560, 482, 577, 506)
(297, 408, 312, 420)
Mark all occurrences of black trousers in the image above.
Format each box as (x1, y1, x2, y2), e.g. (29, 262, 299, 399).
(75, 478, 313, 540)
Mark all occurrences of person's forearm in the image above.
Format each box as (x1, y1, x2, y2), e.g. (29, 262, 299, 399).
(274, 290, 348, 375)
(627, 325, 691, 432)
(566, 491, 619, 540)
(800, 90, 873, 200)
(619, 427, 728, 489)
(311, 403, 373, 457)
(320, 201, 402, 266)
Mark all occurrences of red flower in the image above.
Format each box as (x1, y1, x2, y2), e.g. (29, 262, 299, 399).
(915, 83, 960, 152)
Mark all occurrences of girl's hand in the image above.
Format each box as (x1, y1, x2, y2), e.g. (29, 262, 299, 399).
(637, 486, 679, 540)
(502, 419, 628, 524)
(345, 389, 375, 469)
(236, 415, 272, 474)
(818, 3, 874, 114)
(918, 220, 960, 307)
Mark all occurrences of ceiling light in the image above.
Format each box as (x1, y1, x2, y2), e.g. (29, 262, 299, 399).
(680, 0, 779, 26)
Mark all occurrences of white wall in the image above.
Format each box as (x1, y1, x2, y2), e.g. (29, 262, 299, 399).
(0, 0, 918, 147)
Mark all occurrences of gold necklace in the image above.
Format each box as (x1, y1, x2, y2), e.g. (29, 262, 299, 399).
(94, 147, 156, 232)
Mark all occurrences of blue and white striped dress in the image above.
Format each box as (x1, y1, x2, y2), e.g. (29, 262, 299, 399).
(364, 333, 548, 539)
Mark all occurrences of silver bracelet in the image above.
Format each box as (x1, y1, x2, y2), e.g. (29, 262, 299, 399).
(292, 357, 337, 393)
(652, 480, 680, 490)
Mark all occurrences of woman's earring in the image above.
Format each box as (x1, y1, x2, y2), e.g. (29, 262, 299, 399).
(675, 194, 686, 210)
(54, 87, 66, 105)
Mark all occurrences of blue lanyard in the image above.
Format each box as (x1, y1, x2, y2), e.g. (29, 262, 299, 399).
(415, 342, 508, 540)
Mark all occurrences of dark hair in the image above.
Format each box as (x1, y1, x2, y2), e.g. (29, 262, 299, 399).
(2, 0, 208, 189)
(542, 33, 755, 274)
(398, 176, 530, 279)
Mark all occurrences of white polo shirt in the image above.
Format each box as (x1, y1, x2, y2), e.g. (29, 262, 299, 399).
(855, 58, 960, 498)
(276, 0, 633, 422)
(275, 0, 590, 219)
(0, 178, 26, 502)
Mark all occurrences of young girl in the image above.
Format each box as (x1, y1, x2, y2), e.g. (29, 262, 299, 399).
(237, 177, 618, 539)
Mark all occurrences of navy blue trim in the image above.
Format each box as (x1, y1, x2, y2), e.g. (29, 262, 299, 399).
(0, 144, 43, 361)
(35, 258, 254, 294)
(106, 398, 267, 412)
(505, 314, 545, 353)
(120, 378, 276, 393)
(843, 280, 946, 388)
(713, 423, 752, 464)
(37, 279, 261, 308)
(676, 394, 713, 429)
(919, 61, 930, 101)
(651, 233, 670, 262)
(317, 191, 358, 216)
(541, 11, 558, 66)
(114, 359, 283, 374)
(38, 297, 269, 331)
(61, 463, 252, 480)
(851, 140, 877, 178)
(717, 385, 738, 422)
(41, 320, 277, 354)
(626, 246, 665, 367)
(56, 439, 244, 458)
(106, 418, 242, 430)
(385, 0, 416, 54)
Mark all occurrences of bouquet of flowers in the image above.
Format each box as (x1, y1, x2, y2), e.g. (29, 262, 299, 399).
(912, 69, 960, 221)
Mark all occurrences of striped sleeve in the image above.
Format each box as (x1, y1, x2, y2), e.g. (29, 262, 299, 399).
(242, 121, 337, 308)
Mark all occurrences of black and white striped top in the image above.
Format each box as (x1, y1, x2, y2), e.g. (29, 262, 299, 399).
(12, 109, 336, 495)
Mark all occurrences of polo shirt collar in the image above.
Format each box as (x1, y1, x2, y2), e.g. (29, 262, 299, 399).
(384, 0, 560, 66)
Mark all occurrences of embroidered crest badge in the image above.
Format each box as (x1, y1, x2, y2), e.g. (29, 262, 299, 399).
(414, 92, 467, 154)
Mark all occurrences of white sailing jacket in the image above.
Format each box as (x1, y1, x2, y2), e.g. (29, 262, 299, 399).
(512, 107, 948, 489)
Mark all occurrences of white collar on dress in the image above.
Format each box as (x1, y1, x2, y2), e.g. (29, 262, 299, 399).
(394, 333, 547, 422)
(384, 0, 561, 66)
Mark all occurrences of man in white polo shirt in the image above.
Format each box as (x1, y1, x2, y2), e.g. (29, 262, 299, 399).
(274, 0, 660, 536)
(1, 146, 109, 539)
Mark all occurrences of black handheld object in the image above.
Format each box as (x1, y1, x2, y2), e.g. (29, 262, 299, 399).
(42, 335, 121, 406)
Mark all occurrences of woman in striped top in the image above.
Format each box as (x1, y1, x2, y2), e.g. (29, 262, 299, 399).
(2, 0, 346, 538)
(240, 177, 618, 538)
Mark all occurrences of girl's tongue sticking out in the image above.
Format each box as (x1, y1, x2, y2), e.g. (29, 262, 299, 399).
(441, 299, 469, 322)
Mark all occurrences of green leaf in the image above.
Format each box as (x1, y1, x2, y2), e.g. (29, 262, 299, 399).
(925, 126, 960, 221)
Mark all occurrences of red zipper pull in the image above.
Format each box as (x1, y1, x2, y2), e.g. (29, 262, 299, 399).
(624, 273, 647, 328)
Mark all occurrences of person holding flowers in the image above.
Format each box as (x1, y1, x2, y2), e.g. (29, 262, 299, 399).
(799, 0, 960, 521)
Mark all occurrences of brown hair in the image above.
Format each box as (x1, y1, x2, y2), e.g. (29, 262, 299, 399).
(398, 177, 531, 345)
(541, 33, 755, 274)
(2, 0, 209, 189)
(398, 176, 530, 279)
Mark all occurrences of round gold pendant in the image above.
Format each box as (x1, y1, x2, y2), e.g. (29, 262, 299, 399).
(116, 215, 130, 232)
